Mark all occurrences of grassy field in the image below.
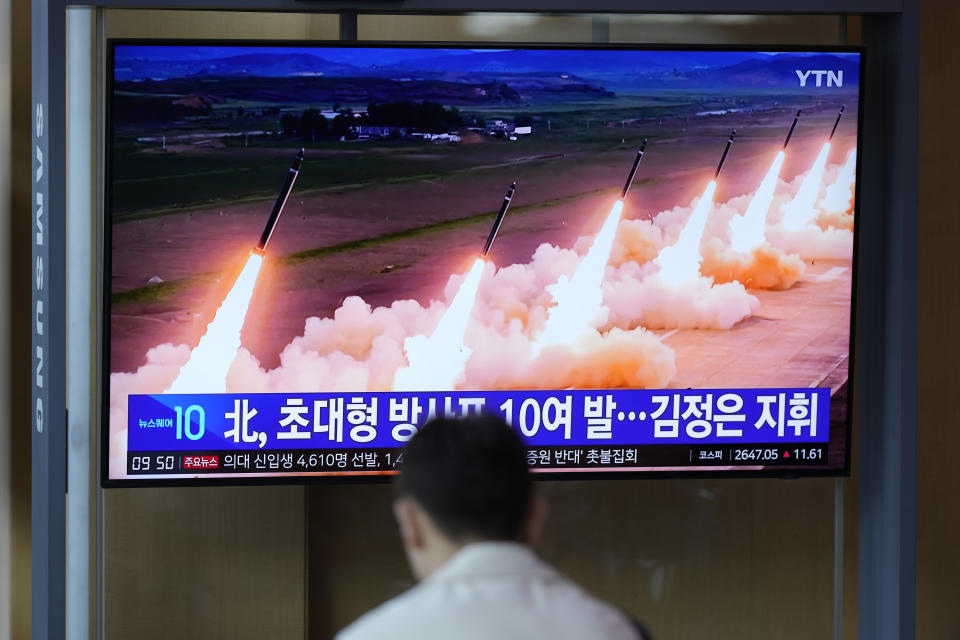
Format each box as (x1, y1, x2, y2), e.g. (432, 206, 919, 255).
(108, 93, 711, 218)
(109, 86, 849, 218)
(110, 179, 664, 306)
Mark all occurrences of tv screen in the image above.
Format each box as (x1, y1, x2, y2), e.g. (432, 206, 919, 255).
(103, 41, 861, 484)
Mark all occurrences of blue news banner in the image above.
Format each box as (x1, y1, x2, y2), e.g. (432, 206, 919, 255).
(125, 388, 831, 475)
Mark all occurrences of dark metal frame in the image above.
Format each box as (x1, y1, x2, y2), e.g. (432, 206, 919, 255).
(97, 39, 863, 488)
(33, 3, 918, 640)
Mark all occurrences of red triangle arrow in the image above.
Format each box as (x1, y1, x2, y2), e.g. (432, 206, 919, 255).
(783, 451, 791, 458)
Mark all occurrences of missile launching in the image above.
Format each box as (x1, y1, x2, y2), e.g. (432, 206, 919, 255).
(253, 148, 304, 255)
(783, 109, 801, 149)
(481, 181, 517, 257)
(714, 130, 736, 179)
(829, 105, 845, 140)
(620, 138, 648, 199)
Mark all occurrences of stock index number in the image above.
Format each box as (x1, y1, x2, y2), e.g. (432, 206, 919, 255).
(733, 448, 780, 462)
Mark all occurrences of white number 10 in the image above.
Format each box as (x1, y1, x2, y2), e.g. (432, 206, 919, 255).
(174, 404, 205, 441)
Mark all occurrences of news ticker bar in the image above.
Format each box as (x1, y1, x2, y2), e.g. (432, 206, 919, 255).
(126, 444, 829, 476)
(127, 388, 830, 453)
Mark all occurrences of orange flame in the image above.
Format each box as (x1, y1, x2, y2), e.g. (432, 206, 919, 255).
(729, 151, 785, 253)
(166, 252, 263, 394)
(534, 199, 623, 354)
(782, 141, 831, 230)
(392, 257, 486, 391)
(820, 147, 857, 214)
(654, 180, 717, 286)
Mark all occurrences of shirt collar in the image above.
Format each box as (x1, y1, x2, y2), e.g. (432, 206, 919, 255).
(428, 541, 555, 584)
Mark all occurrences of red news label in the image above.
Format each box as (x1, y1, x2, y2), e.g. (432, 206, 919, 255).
(183, 455, 219, 470)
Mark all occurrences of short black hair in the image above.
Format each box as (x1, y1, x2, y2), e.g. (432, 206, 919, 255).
(394, 414, 532, 542)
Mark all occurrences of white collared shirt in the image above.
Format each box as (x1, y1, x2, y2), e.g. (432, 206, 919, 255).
(336, 542, 642, 640)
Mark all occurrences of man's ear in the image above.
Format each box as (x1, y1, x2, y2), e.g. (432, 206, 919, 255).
(393, 497, 425, 551)
(520, 495, 548, 546)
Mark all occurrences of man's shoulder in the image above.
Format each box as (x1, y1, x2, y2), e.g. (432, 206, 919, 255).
(334, 585, 431, 640)
(538, 570, 644, 638)
(335, 565, 643, 640)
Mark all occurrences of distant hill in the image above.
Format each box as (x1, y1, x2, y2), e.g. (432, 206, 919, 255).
(378, 49, 764, 76)
(695, 53, 861, 89)
(112, 74, 613, 119)
(114, 53, 361, 82)
(113, 48, 860, 95)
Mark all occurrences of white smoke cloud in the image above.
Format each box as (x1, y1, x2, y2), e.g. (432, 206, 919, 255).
(603, 260, 760, 330)
(607, 160, 855, 269)
(228, 296, 445, 393)
(108, 344, 190, 479)
(765, 170, 854, 259)
(108, 152, 856, 477)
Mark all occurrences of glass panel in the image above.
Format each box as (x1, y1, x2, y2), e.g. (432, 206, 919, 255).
(358, 13, 593, 42)
(357, 13, 843, 46)
(307, 477, 859, 639)
(104, 9, 339, 40)
(610, 14, 842, 45)
(105, 486, 307, 640)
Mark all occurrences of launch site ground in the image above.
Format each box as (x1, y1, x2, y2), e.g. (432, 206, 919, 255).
(110, 103, 856, 425)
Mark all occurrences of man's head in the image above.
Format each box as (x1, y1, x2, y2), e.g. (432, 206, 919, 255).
(392, 414, 545, 580)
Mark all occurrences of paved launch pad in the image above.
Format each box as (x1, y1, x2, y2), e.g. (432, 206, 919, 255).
(660, 259, 851, 393)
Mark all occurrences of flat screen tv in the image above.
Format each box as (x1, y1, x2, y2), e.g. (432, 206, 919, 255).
(103, 41, 861, 485)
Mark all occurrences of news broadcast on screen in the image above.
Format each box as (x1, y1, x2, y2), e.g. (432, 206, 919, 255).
(103, 43, 860, 483)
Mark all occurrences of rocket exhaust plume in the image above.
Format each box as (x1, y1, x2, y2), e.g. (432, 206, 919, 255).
(782, 141, 832, 230)
(654, 181, 717, 286)
(728, 151, 786, 254)
(533, 200, 624, 355)
(166, 253, 264, 393)
(621, 139, 647, 199)
(254, 149, 304, 255)
(714, 130, 736, 179)
(727, 109, 804, 253)
(654, 132, 730, 285)
(829, 105, 845, 141)
(392, 258, 486, 391)
(782, 110, 844, 229)
(783, 110, 801, 149)
(481, 182, 517, 257)
(820, 147, 857, 213)
(166, 151, 306, 393)
(533, 140, 651, 353)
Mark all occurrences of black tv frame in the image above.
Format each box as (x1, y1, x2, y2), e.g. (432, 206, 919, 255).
(100, 39, 864, 488)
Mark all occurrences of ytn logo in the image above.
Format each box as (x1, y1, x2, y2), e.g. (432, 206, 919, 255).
(795, 70, 843, 88)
